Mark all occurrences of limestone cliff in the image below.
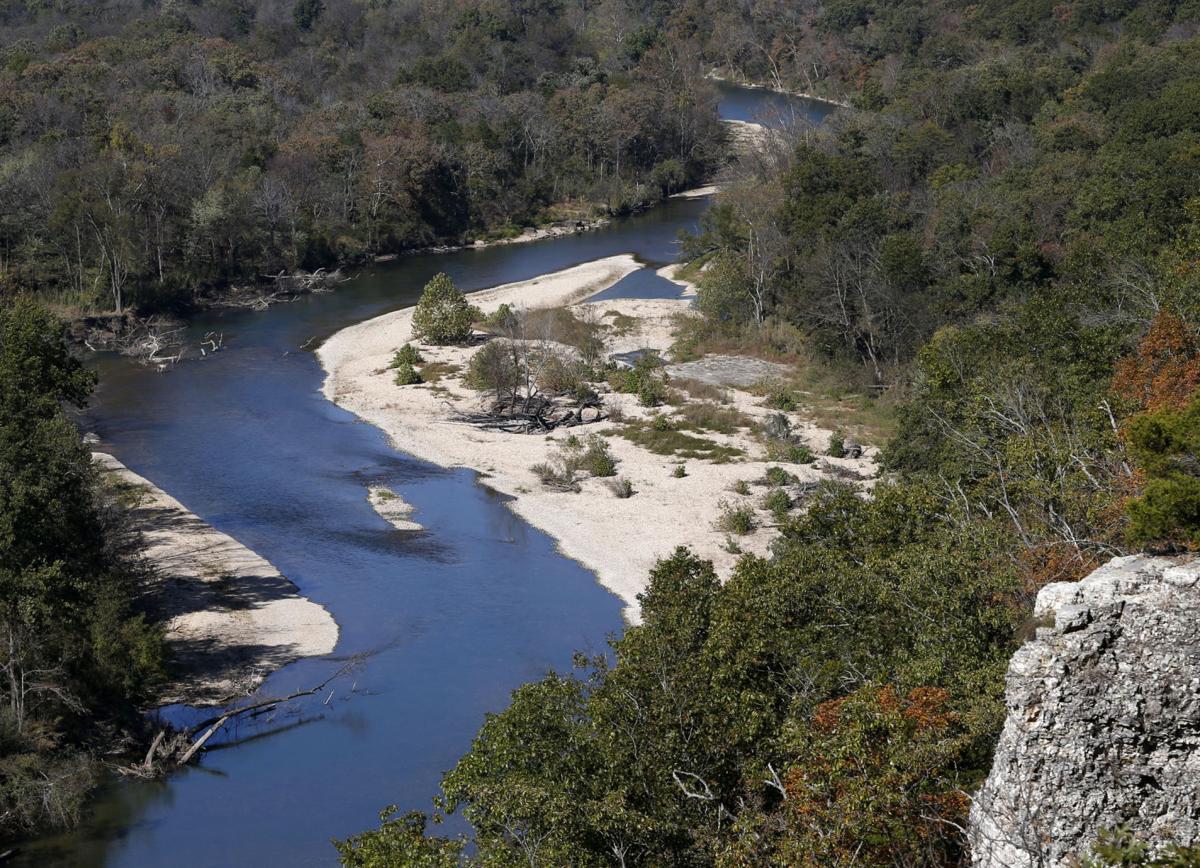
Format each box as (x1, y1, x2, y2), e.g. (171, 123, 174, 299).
(971, 554, 1200, 866)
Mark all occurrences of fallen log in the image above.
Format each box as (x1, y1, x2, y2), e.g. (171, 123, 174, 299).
(175, 658, 361, 767)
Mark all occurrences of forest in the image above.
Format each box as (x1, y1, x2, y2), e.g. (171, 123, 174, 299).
(0, 0, 724, 315)
(2, 0, 1200, 863)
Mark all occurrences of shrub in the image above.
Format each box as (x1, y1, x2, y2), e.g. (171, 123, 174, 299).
(580, 435, 617, 477)
(608, 477, 635, 498)
(483, 303, 519, 333)
(763, 466, 799, 487)
(730, 479, 751, 495)
(715, 499, 757, 534)
(393, 361, 422, 385)
(536, 351, 588, 397)
(766, 441, 815, 464)
(412, 273, 480, 344)
(673, 464, 687, 478)
(762, 413, 792, 441)
(765, 388, 798, 411)
(828, 431, 847, 458)
(530, 459, 581, 492)
(763, 487, 792, 520)
(608, 356, 668, 407)
(466, 340, 520, 398)
(389, 344, 423, 368)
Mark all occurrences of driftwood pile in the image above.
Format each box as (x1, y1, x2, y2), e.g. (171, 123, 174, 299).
(222, 267, 349, 311)
(452, 395, 606, 434)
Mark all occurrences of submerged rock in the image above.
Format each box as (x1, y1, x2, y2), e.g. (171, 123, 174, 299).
(971, 554, 1200, 866)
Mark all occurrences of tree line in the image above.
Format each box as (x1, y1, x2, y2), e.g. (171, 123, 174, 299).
(0, 0, 725, 315)
(0, 301, 164, 842)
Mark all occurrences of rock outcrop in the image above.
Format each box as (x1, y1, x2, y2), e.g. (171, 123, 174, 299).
(971, 554, 1200, 866)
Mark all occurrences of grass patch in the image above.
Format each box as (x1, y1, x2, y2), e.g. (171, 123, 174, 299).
(420, 361, 461, 384)
(674, 402, 752, 435)
(602, 310, 638, 336)
(764, 440, 815, 464)
(674, 378, 731, 404)
(606, 420, 742, 462)
(101, 473, 151, 509)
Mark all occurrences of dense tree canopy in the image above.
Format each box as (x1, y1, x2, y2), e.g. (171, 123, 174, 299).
(0, 300, 163, 842)
(0, 0, 726, 313)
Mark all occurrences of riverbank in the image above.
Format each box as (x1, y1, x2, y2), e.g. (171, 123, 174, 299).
(319, 257, 876, 620)
(94, 453, 339, 705)
(708, 69, 853, 109)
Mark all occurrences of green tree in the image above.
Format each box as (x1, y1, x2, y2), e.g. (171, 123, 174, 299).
(0, 300, 163, 840)
(411, 273, 479, 345)
(334, 808, 463, 867)
(293, 0, 324, 31)
(1125, 392, 1200, 548)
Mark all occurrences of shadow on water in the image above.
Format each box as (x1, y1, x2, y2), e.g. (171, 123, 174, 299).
(21, 86, 829, 868)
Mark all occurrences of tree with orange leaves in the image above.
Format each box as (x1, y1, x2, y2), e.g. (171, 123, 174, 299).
(1111, 311, 1200, 549)
(720, 686, 969, 867)
(1112, 311, 1200, 414)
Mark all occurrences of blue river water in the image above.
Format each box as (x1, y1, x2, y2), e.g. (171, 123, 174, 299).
(23, 83, 833, 867)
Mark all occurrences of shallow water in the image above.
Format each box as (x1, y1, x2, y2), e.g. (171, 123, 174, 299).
(23, 86, 830, 867)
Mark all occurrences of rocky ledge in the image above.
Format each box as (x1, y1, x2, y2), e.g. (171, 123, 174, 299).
(971, 554, 1200, 866)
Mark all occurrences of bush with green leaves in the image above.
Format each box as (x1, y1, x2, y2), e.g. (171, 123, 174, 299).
(762, 466, 799, 487)
(764, 388, 798, 411)
(608, 356, 668, 407)
(465, 340, 520, 399)
(411, 273, 480, 344)
(579, 435, 617, 477)
(389, 344, 423, 368)
(715, 499, 757, 534)
(393, 361, 422, 385)
(482, 303, 519, 333)
(827, 431, 847, 458)
(335, 807, 463, 867)
(1125, 392, 1200, 547)
(762, 487, 792, 520)
(766, 440, 815, 464)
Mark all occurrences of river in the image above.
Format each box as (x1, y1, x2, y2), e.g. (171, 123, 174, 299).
(23, 83, 834, 867)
